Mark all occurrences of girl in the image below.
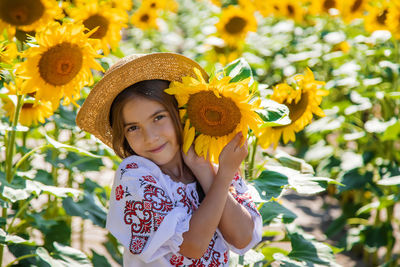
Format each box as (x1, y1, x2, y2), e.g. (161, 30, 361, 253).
(76, 53, 262, 266)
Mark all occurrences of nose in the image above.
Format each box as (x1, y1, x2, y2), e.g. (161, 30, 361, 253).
(143, 126, 159, 144)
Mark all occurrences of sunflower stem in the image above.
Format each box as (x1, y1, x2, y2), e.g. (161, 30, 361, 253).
(1, 94, 24, 267)
(4, 253, 38, 267)
(5, 95, 24, 183)
(248, 137, 258, 180)
(6, 195, 34, 234)
(393, 39, 399, 90)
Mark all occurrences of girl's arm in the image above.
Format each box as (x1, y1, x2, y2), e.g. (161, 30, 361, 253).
(179, 132, 248, 259)
(188, 163, 254, 250)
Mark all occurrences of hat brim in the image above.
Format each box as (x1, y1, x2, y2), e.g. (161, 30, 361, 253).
(76, 52, 208, 149)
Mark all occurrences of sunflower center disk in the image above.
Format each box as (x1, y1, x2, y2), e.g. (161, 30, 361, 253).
(224, 16, 247, 34)
(39, 43, 83, 86)
(351, 0, 362, 13)
(277, 92, 309, 129)
(377, 10, 387, 25)
(140, 14, 150, 22)
(83, 14, 109, 39)
(187, 91, 241, 137)
(0, 0, 44, 26)
(323, 0, 336, 11)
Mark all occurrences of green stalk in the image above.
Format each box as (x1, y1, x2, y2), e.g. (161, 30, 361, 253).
(385, 205, 394, 264)
(5, 254, 38, 267)
(12, 145, 51, 177)
(5, 95, 24, 183)
(6, 196, 34, 233)
(1, 94, 24, 266)
(248, 137, 258, 180)
(393, 39, 399, 91)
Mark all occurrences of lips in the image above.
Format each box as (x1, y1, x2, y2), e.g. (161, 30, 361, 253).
(148, 143, 166, 153)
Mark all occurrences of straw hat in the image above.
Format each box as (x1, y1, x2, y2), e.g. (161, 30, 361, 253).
(76, 52, 208, 148)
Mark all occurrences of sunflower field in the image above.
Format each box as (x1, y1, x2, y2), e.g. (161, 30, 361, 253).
(0, 0, 399, 266)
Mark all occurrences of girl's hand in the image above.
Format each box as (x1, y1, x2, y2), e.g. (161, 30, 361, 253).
(182, 146, 215, 190)
(218, 132, 248, 180)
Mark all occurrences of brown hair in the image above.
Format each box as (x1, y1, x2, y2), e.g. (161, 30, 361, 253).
(109, 79, 182, 159)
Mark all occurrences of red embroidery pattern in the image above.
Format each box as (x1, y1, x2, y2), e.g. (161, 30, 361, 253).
(123, 184, 173, 254)
(115, 185, 124, 201)
(143, 184, 174, 212)
(223, 251, 228, 264)
(177, 186, 193, 214)
(170, 254, 184, 266)
(126, 162, 138, 169)
(142, 175, 156, 183)
(232, 190, 260, 216)
(233, 172, 240, 181)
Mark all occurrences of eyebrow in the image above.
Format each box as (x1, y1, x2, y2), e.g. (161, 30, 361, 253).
(124, 109, 166, 127)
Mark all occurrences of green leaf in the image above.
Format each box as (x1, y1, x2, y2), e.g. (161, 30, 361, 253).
(53, 105, 77, 130)
(377, 175, 400, 186)
(43, 220, 71, 250)
(0, 229, 36, 246)
(36, 247, 64, 267)
(287, 233, 335, 265)
(51, 242, 92, 266)
(63, 192, 107, 227)
(266, 165, 341, 195)
(338, 168, 373, 192)
(229, 249, 264, 266)
(273, 253, 307, 267)
(275, 150, 314, 173)
(222, 57, 253, 84)
(91, 249, 112, 267)
(262, 246, 289, 262)
(103, 233, 123, 265)
(363, 223, 393, 250)
(251, 170, 288, 200)
(257, 99, 291, 126)
(0, 180, 40, 203)
(259, 201, 297, 224)
(33, 180, 82, 198)
(44, 133, 102, 159)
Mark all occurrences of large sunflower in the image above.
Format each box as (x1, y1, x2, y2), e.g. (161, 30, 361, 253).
(340, 0, 367, 23)
(131, 5, 158, 30)
(308, 0, 342, 16)
(0, 0, 63, 37)
(0, 38, 18, 67)
(386, 1, 400, 39)
(363, 0, 390, 33)
(215, 5, 257, 46)
(17, 22, 103, 107)
(67, 0, 128, 55)
(3, 98, 54, 126)
(2, 79, 54, 126)
(165, 68, 262, 163)
(240, 0, 280, 18)
(203, 44, 242, 67)
(257, 68, 328, 149)
(141, 0, 178, 13)
(275, 0, 306, 24)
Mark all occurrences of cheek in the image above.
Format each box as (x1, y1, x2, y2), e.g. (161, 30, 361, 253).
(125, 134, 141, 153)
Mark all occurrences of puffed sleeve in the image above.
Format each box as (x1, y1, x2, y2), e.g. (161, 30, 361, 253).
(223, 172, 263, 254)
(106, 156, 191, 263)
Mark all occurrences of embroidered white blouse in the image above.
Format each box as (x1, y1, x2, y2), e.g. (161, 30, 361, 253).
(106, 155, 262, 267)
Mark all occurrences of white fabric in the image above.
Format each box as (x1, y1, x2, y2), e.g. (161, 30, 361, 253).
(106, 155, 262, 266)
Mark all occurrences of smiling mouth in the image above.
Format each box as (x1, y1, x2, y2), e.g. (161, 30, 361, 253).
(148, 143, 166, 153)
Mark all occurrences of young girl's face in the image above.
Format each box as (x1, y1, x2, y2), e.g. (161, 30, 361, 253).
(122, 96, 180, 167)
